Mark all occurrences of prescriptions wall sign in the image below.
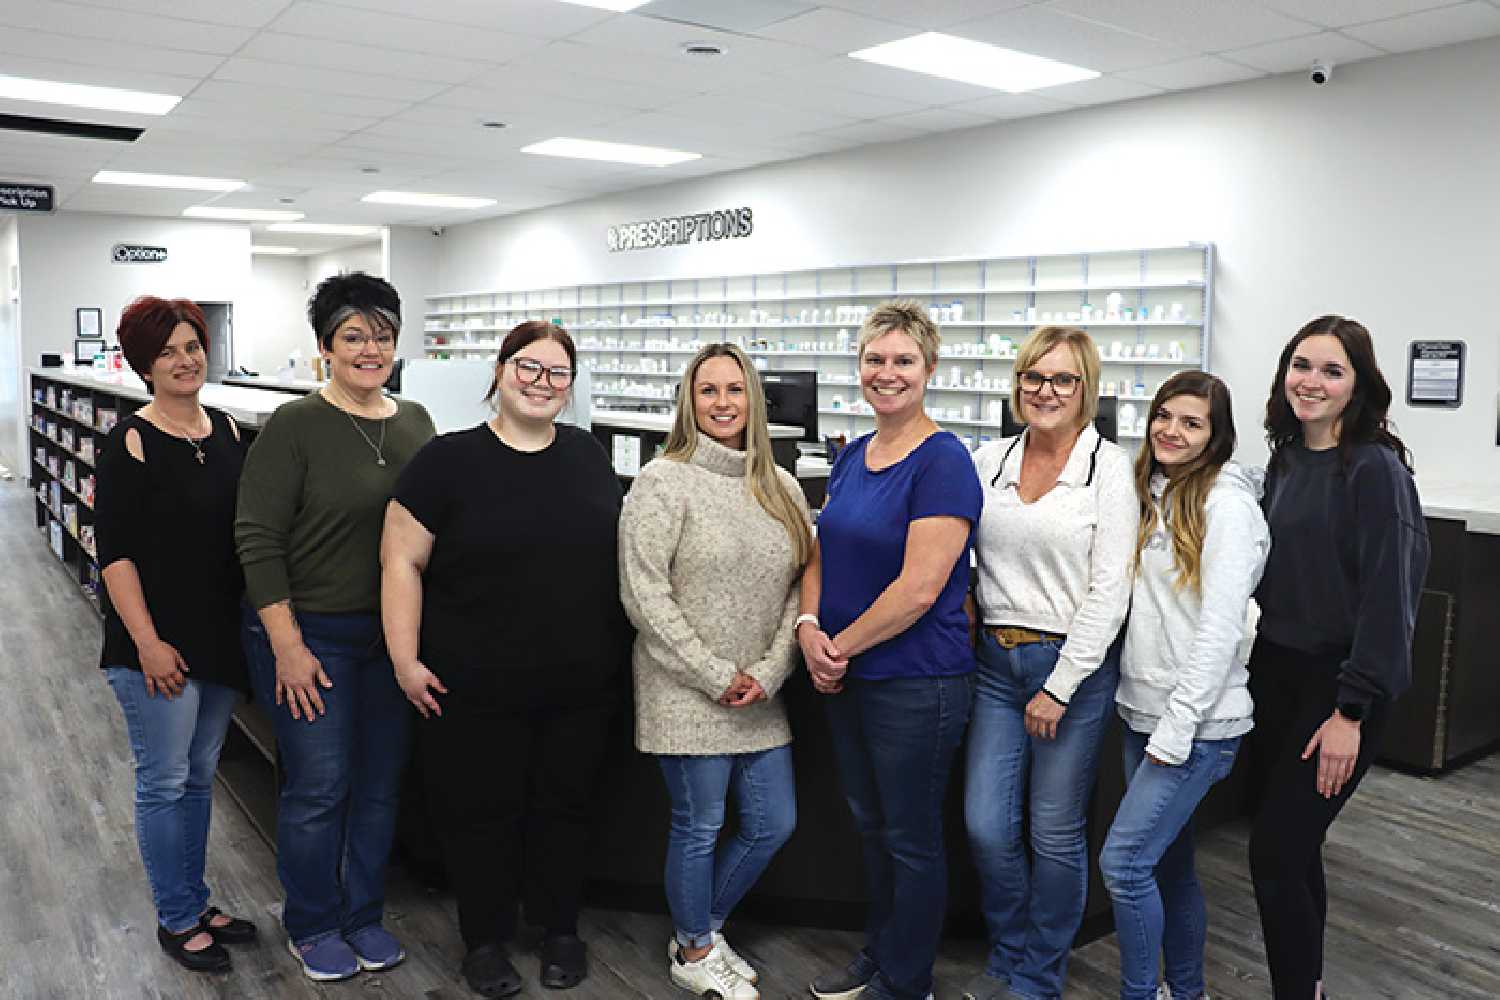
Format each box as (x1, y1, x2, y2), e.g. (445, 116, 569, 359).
(607, 207, 753, 252)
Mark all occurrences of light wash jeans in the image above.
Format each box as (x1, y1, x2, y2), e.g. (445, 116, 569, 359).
(107, 667, 240, 933)
(656, 746, 796, 949)
(963, 631, 1120, 1000)
(1100, 728, 1240, 1000)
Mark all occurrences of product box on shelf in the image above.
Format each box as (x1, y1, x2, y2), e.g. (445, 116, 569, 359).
(62, 501, 78, 535)
(44, 386, 57, 410)
(46, 454, 59, 477)
(60, 426, 75, 452)
(48, 481, 60, 513)
(78, 437, 94, 464)
(73, 398, 94, 425)
(96, 409, 118, 434)
(80, 474, 95, 508)
(62, 459, 76, 491)
(49, 521, 63, 559)
(33, 446, 45, 468)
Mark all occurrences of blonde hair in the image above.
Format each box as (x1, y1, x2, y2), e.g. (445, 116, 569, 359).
(857, 299, 940, 368)
(664, 344, 813, 567)
(1010, 326, 1101, 428)
(1133, 372, 1237, 593)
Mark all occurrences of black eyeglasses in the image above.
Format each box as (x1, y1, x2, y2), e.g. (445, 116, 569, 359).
(1017, 370, 1082, 398)
(508, 357, 575, 389)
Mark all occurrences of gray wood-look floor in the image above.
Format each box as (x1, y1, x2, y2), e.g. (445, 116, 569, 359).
(2, 477, 1497, 1000)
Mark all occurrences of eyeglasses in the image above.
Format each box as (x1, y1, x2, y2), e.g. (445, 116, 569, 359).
(338, 331, 396, 351)
(508, 357, 575, 389)
(1017, 370, 1082, 398)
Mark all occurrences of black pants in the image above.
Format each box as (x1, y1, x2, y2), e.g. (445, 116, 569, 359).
(419, 683, 616, 950)
(1245, 638, 1387, 999)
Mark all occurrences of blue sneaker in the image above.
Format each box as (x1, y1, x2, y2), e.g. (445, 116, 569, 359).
(286, 935, 359, 981)
(346, 924, 406, 971)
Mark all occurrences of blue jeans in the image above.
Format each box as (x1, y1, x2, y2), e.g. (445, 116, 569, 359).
(106, 667, 240, 934)
(242, 607, 411, 945)
(656, 746, 797, 949)
(1101, 729, 1239, 1000)
(963, 632, 1120, 1000)
(825, 674, 972, 1000)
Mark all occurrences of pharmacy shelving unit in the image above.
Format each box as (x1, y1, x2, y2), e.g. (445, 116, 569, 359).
(28, 367, 294, 847)
(425, 243, 1214, 449)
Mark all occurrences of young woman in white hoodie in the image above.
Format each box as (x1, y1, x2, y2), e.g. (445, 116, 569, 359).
(1099, 371, 1270, 1000)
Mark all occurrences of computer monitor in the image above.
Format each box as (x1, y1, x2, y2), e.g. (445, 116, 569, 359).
(762, 369, 818, 444)
(1000, 394, 1120, 443)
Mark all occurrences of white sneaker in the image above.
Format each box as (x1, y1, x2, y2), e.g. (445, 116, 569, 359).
(670, 941, 759, 999)
(669, 933, 758, 984)
(1157, 988, 1210, 1000)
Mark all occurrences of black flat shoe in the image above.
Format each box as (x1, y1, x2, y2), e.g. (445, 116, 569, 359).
(157, 923, 231, 973)
(540, 933, 587, 990)
(462, 942, 523, 998)
(201, 906, 258, 945)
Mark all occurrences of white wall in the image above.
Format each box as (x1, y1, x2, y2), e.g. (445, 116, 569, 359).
(414, 35, 1500, 488)
(13, 212, 250, 467)
(388, 225, 445, 363)
(241, 255, 311, 376)
(304, 241, 383, 290)
(0, 215, 20, 470)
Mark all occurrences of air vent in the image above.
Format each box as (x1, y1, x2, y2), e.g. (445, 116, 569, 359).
(681, 42, 727, 57)
(0, 112, 142, 143)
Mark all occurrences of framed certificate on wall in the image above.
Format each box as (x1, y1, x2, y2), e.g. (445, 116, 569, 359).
(76, 307, 103, 340)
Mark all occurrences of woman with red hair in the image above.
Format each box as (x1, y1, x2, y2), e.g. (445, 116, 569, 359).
(96, 296, 257, 973)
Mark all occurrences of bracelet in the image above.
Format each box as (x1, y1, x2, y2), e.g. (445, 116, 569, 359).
(794, 614, 820, 634)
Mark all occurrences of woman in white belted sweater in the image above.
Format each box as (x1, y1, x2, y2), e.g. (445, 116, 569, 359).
(1099, 371, 1269, 1000)
(619, 344, 812, 1000)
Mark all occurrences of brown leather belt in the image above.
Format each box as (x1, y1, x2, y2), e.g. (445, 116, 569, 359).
(988, 626, 1064, 649)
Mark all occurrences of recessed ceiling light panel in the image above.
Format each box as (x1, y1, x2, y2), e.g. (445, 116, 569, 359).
(93, 170, 244, 192)
(267, 223, 382, 236)
(0, 73, 180, 115)
(251, 245, 301, 255)
(183, 206, 305, 222)
(556, 0, 652, 11)
(521, 137, 700, 167)
(361, 191, 496, 209)
(849, 32, 1098, 93)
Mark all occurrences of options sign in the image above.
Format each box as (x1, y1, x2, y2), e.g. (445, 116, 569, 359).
(112, 244, 168, 263)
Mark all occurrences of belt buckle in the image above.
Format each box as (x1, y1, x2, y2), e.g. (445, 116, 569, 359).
(992, 627, 1024, 649)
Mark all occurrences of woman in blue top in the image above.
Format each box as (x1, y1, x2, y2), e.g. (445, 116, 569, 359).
(798, 300, 983, 1000)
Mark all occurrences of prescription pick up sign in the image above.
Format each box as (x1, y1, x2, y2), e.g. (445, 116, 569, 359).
(0, 182, 55, 212)
(607, 207, 753, 252)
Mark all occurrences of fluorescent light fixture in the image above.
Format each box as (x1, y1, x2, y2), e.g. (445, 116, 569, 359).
(555, 0, 652, 11)
(251, 245, 300, 255)
(849, 32, 1099, 93)
(361, 191, 496, 209)
(521, 137, 700, 167)
(266, 223, 382, 236)
(92, 170, 244, 193)
(0, 72, 181, 115)
(182, 206, 305, 222)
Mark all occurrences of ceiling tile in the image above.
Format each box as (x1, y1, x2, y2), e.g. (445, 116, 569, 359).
(265, 2, 535, 62)
(945, 92, 1076, 119)
(499, 40, 764, 91)
(211, 57, 448, 103)
(187, 79, 413, 119)
(0, 52, 199, 95)
(87, 0, 289, 27)
(712, 73, 928, 118)
(875, 106, 995, 133)
(565, 14, 826, 71)
(1257, 0, 1458, 30)
(1341, 1, 1500, 51)
(825, 0, 1034, 29)
(1115, 55, 1264, 89)
(814, 119, 929, 146)
(953, 5, 1194, 73)
(422, 87, 639, 131)
(1032, 74, 1164, 105)
(753, 6, 913, 52)
(0, 27, 224, 79)
(640, 0, 817, 32)
(1223, 30, 1386, 72)
(235, 33, 495, 85)
(445, 65, 697, 110)
(791, 56, 999, 103)
(60, 185, 217, 214)
(0, 0, 254, 54)
(1042, 0, 1318, 51)
(168, 97, 380, 134)
(316, 0, 612, 38)
(657, 94, 859, 134)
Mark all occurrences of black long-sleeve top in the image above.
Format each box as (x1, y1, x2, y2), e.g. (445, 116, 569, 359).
(1254, 440, 1430, 709)
(95, 409, 249, 693)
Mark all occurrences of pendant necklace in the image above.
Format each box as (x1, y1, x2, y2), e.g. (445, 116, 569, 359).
(328, 387, 390, 466)
(158, 407, 208, 464)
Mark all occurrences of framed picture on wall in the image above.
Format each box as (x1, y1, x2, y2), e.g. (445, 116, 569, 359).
(76, 307, 103, 340)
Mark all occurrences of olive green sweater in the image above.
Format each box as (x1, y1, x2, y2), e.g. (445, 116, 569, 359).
(235, 392, 435, 614)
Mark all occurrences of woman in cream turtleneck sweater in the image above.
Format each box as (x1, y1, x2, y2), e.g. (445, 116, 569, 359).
(619, 344, 813, 1000)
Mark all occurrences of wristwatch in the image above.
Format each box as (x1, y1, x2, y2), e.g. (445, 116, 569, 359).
(1336, 701, 1366, 723)
(794, 614, 821, 634)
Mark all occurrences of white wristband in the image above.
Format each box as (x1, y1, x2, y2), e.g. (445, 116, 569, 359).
(794, 614, 820, 633)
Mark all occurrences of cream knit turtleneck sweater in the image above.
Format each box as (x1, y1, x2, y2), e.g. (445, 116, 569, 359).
(619, 433, 808, 755)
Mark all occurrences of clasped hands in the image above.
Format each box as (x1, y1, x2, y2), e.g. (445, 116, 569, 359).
(799, 627, 848, 695)
(719, 671, 767, 708)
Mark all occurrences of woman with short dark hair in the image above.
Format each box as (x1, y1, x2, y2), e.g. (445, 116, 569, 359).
(382, 321, 630, 998)
(98, 295, 256, 973)
(236, 272, 435, 982)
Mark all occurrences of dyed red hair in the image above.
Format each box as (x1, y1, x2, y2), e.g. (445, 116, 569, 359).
(117, 296, 208, 387)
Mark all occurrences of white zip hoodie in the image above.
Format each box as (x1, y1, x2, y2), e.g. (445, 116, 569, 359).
(1118, 461, 1270, 765)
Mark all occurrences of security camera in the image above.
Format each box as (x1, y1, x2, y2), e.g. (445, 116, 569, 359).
(1310, 61, 1333, 86)
(429, 226, 446, 237)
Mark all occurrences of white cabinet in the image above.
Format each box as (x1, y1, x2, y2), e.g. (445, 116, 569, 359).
(424, 243, 1214, 448)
